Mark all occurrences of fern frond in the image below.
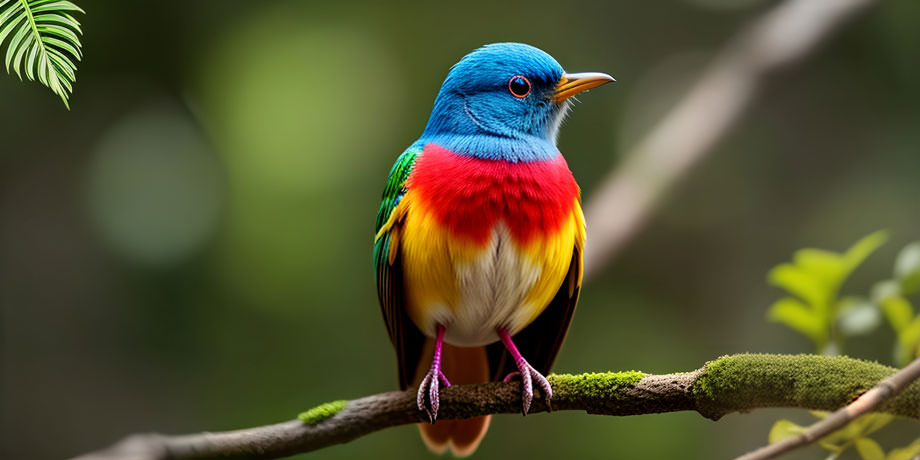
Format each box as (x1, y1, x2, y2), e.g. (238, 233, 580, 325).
(0, 0, 84, 109)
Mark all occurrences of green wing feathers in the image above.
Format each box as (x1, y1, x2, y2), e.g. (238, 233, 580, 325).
(374, 145, 423, 389)
(375, 145, 421, 235)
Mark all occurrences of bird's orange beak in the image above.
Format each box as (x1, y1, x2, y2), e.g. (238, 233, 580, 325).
(554, 72, 615, 102)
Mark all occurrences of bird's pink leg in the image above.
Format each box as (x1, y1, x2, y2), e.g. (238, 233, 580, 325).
(498, 328, 553, 415)
(418, 324, 451, 422)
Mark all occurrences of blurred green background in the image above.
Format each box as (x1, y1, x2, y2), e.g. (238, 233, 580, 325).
(2, 1, 919, 459)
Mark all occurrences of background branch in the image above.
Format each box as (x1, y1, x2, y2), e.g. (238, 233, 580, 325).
(74, 354, 920, 460)
(582, 0, 877, 279)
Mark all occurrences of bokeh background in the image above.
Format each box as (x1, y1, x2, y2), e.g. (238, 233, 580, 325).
(2, 1, 919, 459)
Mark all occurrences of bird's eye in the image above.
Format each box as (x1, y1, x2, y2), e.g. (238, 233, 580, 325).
(508, 75, 531, 98)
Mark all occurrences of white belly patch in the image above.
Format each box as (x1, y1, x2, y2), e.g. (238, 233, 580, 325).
(426, 225, 543, 347)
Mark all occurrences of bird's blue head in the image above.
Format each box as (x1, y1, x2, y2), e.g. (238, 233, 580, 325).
(420, 43, 614, 162)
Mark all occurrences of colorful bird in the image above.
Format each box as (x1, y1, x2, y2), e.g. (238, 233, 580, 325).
(374, 42, 613, 456)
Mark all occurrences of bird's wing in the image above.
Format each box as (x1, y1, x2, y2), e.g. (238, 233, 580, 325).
(487, 202, 586, 379)
(374, 144, 426, 389)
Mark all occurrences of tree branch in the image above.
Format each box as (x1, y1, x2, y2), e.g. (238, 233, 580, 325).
(72, 354, 920, 460)
(734, 357, 920, 460)
(582, 0, 877, 280)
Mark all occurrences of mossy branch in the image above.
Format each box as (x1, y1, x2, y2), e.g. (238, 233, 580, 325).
(73, 354, 920, 460)
(736, 356, 920, 460)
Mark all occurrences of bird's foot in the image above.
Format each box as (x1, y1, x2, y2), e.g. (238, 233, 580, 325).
(506, 356, 552, 415)
(417, 324, 450, 422)
(417, 364, 451, 422)
(497, 328, 552, 415)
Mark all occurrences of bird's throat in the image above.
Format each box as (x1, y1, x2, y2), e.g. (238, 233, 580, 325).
(420, 133, 559, 163)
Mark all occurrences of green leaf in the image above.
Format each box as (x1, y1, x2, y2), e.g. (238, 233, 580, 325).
(887, 438, 920, 460)
(804, 414, 892, 458)
(767, 297, 826, 346)
(768, 419, 805, 443)
(880, 295, 914, 333)
(895, 242, 920, 295)
(31, 1, 84, 14)
(0, 0, 84, 108)
(821, 414, 893, 445)
(821, 424, 863, 446)
(901, 317, 920, 347)
(794, 248, 846, 287)
(817, 438, 845, 455)
(854, 437, 886, 460)
(12, 29, 32, 77)
(894, 343, 911, 369)
(32, 13, 83, 34)
(766, 231, 890, 354)
(843, 230, 889, 273)
(0, 7, 25, 48)
(860, 413, 894, 435)
(896, 317, 920, 365)
(5, 19, 29, 73)
(769, 263, 827, 309)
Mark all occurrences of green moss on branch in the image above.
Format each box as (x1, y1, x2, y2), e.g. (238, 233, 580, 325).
(693, 353, 920, 420)
(550, 371, 646, 400)
(298, 400, 347, 424)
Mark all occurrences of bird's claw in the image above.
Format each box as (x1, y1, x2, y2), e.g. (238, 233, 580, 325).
(509, 359, 552, 415)
(417, 366, 451, 422)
